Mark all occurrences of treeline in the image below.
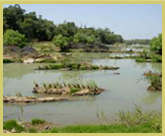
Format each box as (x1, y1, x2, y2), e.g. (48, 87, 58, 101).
(3, 4, 123, 48)
(124, 39, 151, 45)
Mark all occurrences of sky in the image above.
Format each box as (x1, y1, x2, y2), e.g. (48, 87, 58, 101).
(3, 4, 162, 40)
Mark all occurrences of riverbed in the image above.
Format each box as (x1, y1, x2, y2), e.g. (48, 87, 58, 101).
(3, 55, 162, 125)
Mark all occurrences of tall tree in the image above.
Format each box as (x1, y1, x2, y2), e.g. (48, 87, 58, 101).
(3, 4, 25, 32)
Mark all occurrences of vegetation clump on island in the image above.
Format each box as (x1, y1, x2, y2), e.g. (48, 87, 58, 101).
(33, 81, 105, 96)
(143, 71, 162, 91)
(135, 34, 162, 63)
(37, 62, 119, 71)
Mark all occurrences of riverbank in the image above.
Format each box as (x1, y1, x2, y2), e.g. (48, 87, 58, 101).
(3, 107, 162, 133)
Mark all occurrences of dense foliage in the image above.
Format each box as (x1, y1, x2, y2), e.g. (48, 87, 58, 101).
(3, 5, 55, 41)
(3, 29, 27, 48)
(53, 34, 69, 51)
(3, 4, 123, 49)
(150, 33, 162, 55)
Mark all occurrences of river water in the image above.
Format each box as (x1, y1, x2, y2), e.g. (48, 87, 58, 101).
(3, 57, 162, 125)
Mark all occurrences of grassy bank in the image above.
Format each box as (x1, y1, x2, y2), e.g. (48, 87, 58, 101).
(3, 106, 162, 133)
(42, 124, 161, 133)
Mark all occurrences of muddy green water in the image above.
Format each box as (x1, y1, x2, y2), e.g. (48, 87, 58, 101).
(3, 57, 162, 125)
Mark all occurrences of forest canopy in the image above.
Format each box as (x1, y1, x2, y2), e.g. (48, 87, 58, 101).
(3, 4, 161, 54)
(3, 4, 123, 46)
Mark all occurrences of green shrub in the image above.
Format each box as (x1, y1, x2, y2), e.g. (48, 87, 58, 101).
(50, 64, 64, 69)
(32, 119, 45, 125)
(69, 63, 79, 70)
(151, 55, 162, 63)
(3, 29, 27, 48)
(117, 105, 162, 131)
(150, 33, 162, 55)
(136, 58, 146, 62)
(144, 72, 162, 91)
(70, 88, 80, 94)
(80, 66, 86, 70)
(3, 120, 25, 133)
(92, 65, 99, 70)
(53, 34, 69, 51)
(3, 59, 14, 63)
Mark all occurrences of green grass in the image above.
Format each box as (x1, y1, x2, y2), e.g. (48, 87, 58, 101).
(37, 62, 119, 70)
(3, 120, 25, 133)
(42, 123, 161, 133)
(32, 119, 45, 125)
(30, 42, 56, 53)
(70, 88, 80, 94)
(36, 80, 99, 92)
(42, 106, 162, 133)
(4, 106, 162, 133)
(135, 58, 147, 62)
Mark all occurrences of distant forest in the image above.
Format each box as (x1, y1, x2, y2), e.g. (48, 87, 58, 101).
(3, 4, 152, 48)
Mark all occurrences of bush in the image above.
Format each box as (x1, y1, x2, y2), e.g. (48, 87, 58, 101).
(3, 120, 25, 133)
(144, 72, 162, 91)
(32, 119, 45, 125)
(3, 59, 14, 63)
(150, 33, 162, 55)
(3, 29, 27, 48)
(117, 105, 162, 131)
(70, 88, 80, 94)
(151, 55, 162, 63)
(73, 31, 97, 45)
(53, 34, 69, 51)
(135, 58, 146, 62)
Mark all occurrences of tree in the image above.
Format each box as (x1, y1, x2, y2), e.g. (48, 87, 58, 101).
(53, 34, 69, 51)
(3, 4, 124, 45)
(73, 30, 97, 45)
(20, 17, 37, 41)
(3, 4, 25, 32)
(95, 28, 123, 44)
(150, 34, 162, 55)
(3, 29, 27, 48)
(3, 21, 9, 33)
(55, 21, 78, 37)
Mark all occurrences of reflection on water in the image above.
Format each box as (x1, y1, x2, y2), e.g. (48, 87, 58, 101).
(142, 91, 162, 105)
(3, 58, 162, 125)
